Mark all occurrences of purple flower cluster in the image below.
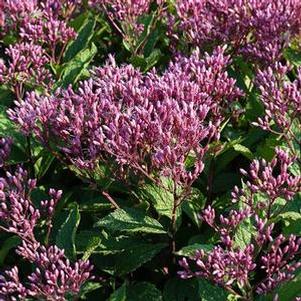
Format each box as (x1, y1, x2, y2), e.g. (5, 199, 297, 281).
(179, 149, 301, 297)
(0, 245, 93, 300)
(179, 207, 301, 296)
(0, 137, 12, 168)
(8, 48, 241, 187)
(0, 42, 53, 99)
(255, 63, 301, 144)
(0, 139, 93, 300)
(232, 147, 301, 218)
(1, 0, 78, 63)
(91, 0, 153, 35)
(172, 0, 301, 64)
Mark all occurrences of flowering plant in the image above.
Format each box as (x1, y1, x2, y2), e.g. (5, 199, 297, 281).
(0, 1, 300, 300)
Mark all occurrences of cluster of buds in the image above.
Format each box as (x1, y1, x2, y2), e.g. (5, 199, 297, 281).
(0, 138, 93, 300)
(0, 137, 13, 167)
(171, 0, 301, 64)
(179, 206, 301, 297)
(90, 0, 154, 36)
(255, 63, 301, 148)
(0, 42, 53, 98)
(0, 244, 93, 300)
(179, 148, 301, 297)
(232, 147, 301, 218)
(0, 0, 78, 64)
(8, 48, 241, 188)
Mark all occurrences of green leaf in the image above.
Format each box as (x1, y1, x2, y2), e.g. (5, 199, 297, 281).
(276, 268, 301, 300)
(34, 149, 55, 179)
(198, 279, 229, 301)
(64, 16, 96, 62)
(95, 207, 166, 234)
(234, 218, 253, 249)
(56, 203, 80, 260)
(0, 236, 21, 266)
(182, 188, 206, 228)
(109, 283, 127, 301)
(164, 278, 227, 301)
(277, 211, 301, 235)
(141, 178, 175, 218)
(284, 47, 301, 67)
(127, 282, 162, 301)
(176, 243, 213, 257)
(91, 234, 167, 275)
(232, 144, 254, 160)
(115, 242, 166, 275)
(163, 278, 202, 301)
(0, 106, 28, 165)
(145, 49, 162, 70)
(78, 282, 102, 300)
(76, 231, 101, 260)
(58, 43, 97, 88)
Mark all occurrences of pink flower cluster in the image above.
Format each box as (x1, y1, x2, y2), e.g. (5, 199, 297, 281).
(0, 42, 53, 98)
(8, 48, 241, 186)
(179, 149, 301, 296)
(91, 0, 153, 35)
(0, 139, 93, 300)
(255, 63, 301, 139)
(232, 147, 301, 218)
(179, 208, 301, 296)
(1, 0, 79, 63)
(172, 0, 301, 64)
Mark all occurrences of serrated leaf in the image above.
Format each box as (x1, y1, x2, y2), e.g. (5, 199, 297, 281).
(78, 282, 102, 300)
(198, 279, 229, 301)
(95, 207, 166, 234)
(141, 178, 174, 218)
(115, 242, 166, 275)
(64, 16, 96, 62)
(58, 43, 97, 88)
(56, 204, 80, 260)
(182, 188, 206, 228)
(234, 218, 253, 249)
(0, 236, 21, 266)
(76, 231, 101, 260)
(232, 144, 254, 160)
(176, 243, 213, 257)
(109, 283, 127, 301)
(127, 282, 162, 301)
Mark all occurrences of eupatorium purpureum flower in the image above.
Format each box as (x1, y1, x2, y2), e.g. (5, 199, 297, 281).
(0, 42, 53, 98)
(90, 0, 153, 35)
(0, 137, 13, 167)
(172, 0, 301, 64)
(8, 48, 241, 187)
(179, 205, 301, 297)
(232, 147, 301, 217)
(0, 143, 93, 300)
(255, 63, 301, 145)
(1, 0, 77, 63)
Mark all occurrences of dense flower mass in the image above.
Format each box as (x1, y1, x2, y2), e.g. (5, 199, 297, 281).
(172, 0, 301, 63)
(8, 48, 241, 186)
(255, 63, 301, 141)
(0, 0, 78, 63)
(232, 147, 301, 217)
(179, 150, 301, 297)
(0, 139, 93, 300)
(0, 42, 52, 97)
(90, 0, 153, 35)
(1, 0, 301, 299)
